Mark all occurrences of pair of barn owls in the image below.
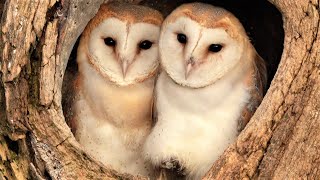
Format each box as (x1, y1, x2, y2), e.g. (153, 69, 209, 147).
(72, 2, 266, 179)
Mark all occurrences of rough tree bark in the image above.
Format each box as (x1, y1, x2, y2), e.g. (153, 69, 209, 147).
(0, 0, 319, 180)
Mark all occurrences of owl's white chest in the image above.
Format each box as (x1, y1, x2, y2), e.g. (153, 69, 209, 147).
(74, 63, 154, 176)
(144, 71, 250, 179)
(75, 103, 151, 175)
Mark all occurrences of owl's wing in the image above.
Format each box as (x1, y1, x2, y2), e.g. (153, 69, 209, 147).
(254, 53, 268, 95)
(238, 53, 267, 131)
(151, 69, 161, 127)
(151, 91, 158, 127)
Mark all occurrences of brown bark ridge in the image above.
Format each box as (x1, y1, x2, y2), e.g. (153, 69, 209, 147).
(0, 0, 143, 179)
(203, 0, 320, 179)
(0, 0, 319, 180)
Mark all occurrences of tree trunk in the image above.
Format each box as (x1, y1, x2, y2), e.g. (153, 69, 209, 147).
(0, 0, 319, 179)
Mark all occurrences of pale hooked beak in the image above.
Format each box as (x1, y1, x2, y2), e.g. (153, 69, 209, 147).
(121, 60, 129, 78)
(185, 57, 195, 80)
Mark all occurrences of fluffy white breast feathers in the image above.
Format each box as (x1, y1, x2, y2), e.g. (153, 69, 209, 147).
(143, 2, 267, 180)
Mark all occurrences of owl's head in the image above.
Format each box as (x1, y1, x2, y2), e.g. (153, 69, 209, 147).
(78, 2, 163, 86)
(160, 3, 252, 88)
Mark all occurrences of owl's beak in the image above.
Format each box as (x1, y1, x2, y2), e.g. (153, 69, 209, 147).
(121, 60, 129, 78)
(185, 57, 195, 79)
(185, 63, 193, 79)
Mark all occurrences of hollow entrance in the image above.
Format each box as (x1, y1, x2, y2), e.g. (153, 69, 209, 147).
(140, 0, 284, 87)
(61, 0, 284, 177)
(62, 0, 284, 152)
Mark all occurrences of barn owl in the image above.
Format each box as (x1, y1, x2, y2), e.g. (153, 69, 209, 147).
(72, 2, 163, 177)
(143, 3, 267, 179)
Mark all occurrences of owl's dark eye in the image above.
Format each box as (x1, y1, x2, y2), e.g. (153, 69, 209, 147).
(139, 40, 153, 50)
(177, 33, 187, 44)
(209, 44, 223, 53)
(104, 37, 116, 46)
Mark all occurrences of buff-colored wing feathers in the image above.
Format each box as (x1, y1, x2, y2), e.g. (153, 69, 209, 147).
(238, 53, 267, 131)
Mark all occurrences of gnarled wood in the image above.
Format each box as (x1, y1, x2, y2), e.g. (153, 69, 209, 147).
(0, 0, 319, 179)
